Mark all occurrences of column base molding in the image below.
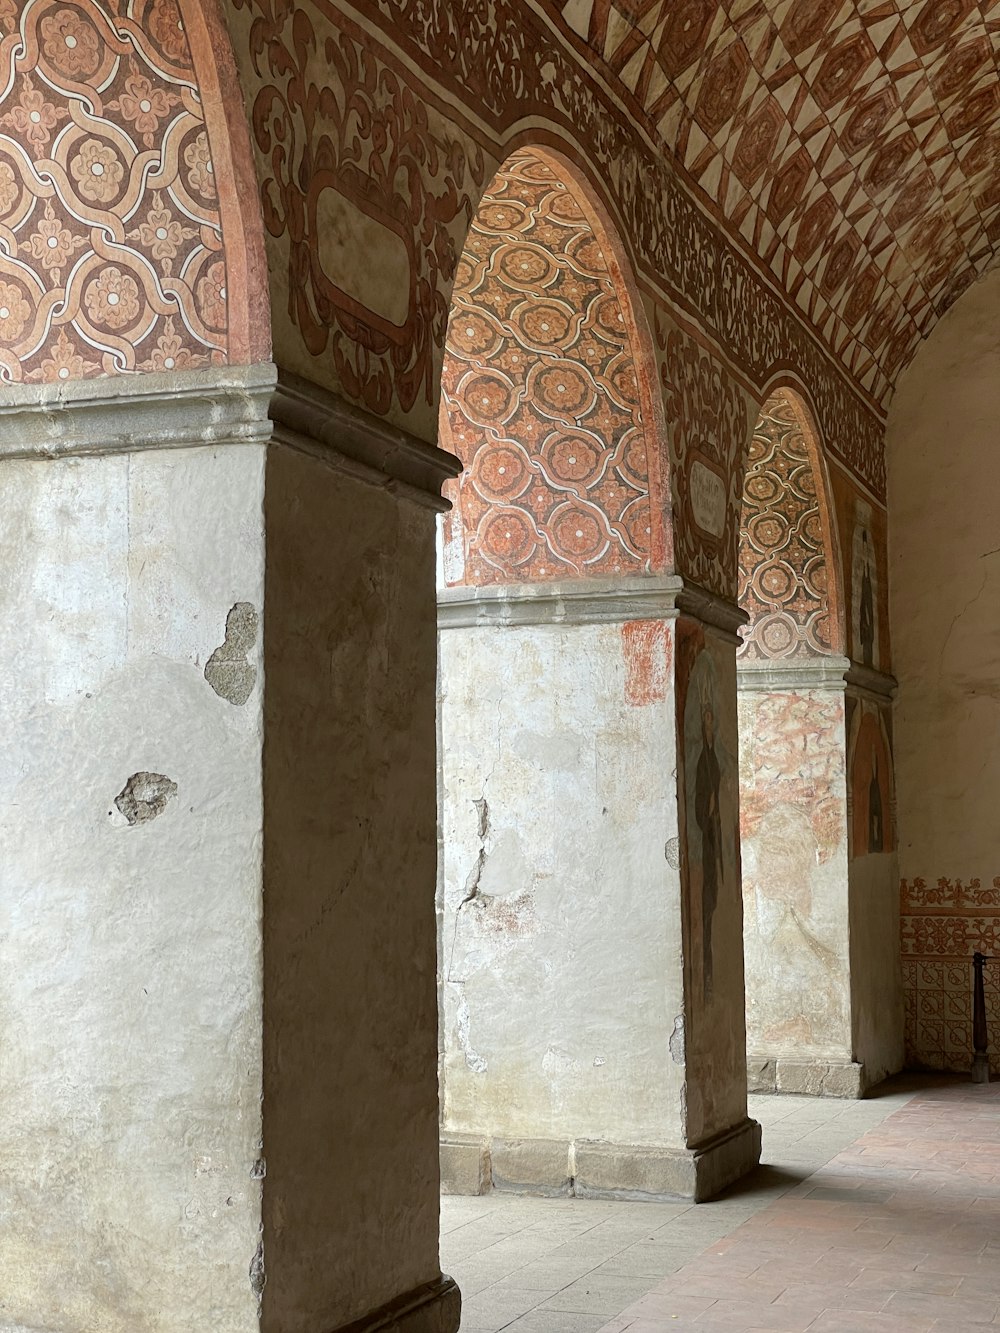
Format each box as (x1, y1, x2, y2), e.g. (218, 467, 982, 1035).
(331, 1275, 461, 1333)
(440, 1118, 761, 1204)
(748, 1054, 868, 1098)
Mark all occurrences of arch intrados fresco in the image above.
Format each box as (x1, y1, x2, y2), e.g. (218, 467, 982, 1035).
(440, 143, 669, 587)
(737, 383, 845, 661)
(0, 0, 267, 383)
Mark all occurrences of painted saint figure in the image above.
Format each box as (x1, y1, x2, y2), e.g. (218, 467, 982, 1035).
(859, 529, 875, 668)
(695, 694, 723, 999)
(868, 752, 884, 853)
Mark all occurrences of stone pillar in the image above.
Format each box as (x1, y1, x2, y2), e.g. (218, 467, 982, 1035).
(438, 577, 760, 1202)
(738, 656, 864, 1096)
(739, 657, 900, 1097)
(0, 368, 460, 1332)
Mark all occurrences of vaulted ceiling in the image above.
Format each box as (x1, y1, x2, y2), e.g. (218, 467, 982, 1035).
(556, 0, 1000, 401)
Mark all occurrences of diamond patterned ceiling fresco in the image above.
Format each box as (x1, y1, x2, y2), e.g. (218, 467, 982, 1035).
(557, 0, 1000, 400)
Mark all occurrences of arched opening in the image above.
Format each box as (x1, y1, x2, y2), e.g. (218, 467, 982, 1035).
(735, 388, 860, 1093)
(439, 146, 667, 585)
(436, 147, 682, 1195)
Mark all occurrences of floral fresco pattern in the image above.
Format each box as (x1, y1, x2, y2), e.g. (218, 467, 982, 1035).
(738, 392, 838, 661)
(441, 150, 658, 585)
(0, 0, 227, 380)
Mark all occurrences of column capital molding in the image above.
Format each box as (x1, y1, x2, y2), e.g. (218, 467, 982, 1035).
(737, 655, 852, 692)
(269, 369, 461, 511)
(0, 364, 276, 460)
(845, 661, 898, 700)
(437, 575, 748, 636)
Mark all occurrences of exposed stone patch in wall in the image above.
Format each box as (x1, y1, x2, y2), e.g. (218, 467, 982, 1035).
(205, 602, 258, 705)
(114, 770, 178, 825)
(249, 1240, 265, 1300)
(669, 1014, 685, 1065)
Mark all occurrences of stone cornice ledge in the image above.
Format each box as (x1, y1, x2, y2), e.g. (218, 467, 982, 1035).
(845, 662, 898, 699)
(0, 364, 276, 459)
(439, 575, 748, 638)
(737, 655, 852, 692)
(270, 369, 461, 511)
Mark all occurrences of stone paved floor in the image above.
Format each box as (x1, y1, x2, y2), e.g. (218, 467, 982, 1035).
(441, 1075, 1000, 1331)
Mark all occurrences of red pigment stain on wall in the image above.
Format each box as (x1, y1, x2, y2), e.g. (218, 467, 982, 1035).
(622, 619, 671, 705)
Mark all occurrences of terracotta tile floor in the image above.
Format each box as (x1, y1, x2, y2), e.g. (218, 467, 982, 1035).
(442, 1076, 1000, 1331)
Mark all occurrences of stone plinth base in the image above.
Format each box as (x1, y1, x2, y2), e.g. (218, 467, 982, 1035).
(748, 1055, 868, 1098)
(441, 1119, 761, 1204)
(334, 1276, 461, 1332)
(971, 1053, 991, 1084)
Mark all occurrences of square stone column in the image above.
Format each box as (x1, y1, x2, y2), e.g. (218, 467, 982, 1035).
(438, 577, 760, 1201)
(0, 367, 460, 1332)
(738, 657, 902, 1097)
(738, 656, 860, 1096)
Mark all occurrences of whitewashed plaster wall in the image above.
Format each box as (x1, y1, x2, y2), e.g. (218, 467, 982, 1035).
(888, 263, 1000, 1073)
(889, 264, 1000, 880)
(438, 618, 687, 1150)
(0, 439, 266, 1333)
(739, 687, 852, 1065)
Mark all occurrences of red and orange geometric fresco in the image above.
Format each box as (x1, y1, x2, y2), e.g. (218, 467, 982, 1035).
(441, 150, 662, 586)
(0, 0, 230, 379)
(561, 0, 1000, 404)
(737, 390, 840, 660)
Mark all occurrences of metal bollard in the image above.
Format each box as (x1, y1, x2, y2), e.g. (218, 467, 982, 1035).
(971, 951, 994, 1084)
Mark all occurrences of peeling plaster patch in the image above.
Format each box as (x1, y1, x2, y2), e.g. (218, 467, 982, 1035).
(669, 1014, 686, 1065)
(115, 772, 177, 825)
(665, 836, 680, 868)
(249, 1241, 265, 1299)
(593, 1055, 606, 1067)
(205, 602, 259, 705)
(474, 795, 490, 841)
(456, 992, 487, 1073)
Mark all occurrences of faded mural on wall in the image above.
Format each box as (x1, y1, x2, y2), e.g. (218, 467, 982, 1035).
(851, 501, 881, 671)
(686, 646, 727, 1005)
(739, 690, 850, 1058)
(677, 619, 746, 1143)
(847, 696, 895, 859)
(848, 698, 896, 853)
